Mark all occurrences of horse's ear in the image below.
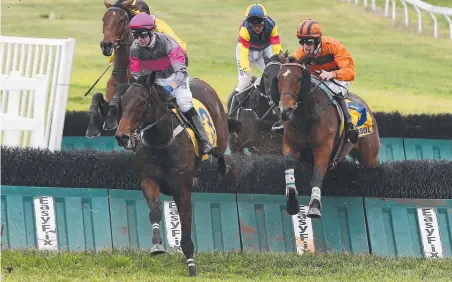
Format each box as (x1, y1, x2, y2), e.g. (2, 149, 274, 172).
(104, 0, 113, 8)
(284, 49, 289, 58)
(278, 51, 287, 64)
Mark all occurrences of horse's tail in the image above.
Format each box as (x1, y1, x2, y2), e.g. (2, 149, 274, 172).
(227, 118, 242, 133)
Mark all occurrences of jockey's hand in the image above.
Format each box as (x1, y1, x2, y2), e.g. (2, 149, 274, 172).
(319, 70, 336, 81)
(162, 85, 174, 93)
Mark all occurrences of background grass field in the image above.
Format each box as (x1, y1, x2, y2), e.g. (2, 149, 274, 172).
(3, 250, 452, 281)
(2, 0, 452, 113)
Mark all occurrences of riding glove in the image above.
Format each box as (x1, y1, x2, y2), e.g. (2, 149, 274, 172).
(162, 85, 174, 93)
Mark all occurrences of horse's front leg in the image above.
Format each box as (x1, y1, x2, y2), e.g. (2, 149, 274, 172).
(173, 181, 196, 277)
(86, 92, 108, 138)
(141, 178, 166, 254)
(103, 75, 120, 131)
(307, 143, 333, 218)
(283, 139, 300, 216)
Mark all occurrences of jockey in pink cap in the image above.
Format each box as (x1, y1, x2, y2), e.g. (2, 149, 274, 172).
(128, 12, 213, 155)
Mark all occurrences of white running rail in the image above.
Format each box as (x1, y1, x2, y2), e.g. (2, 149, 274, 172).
(0, 35, 76, 151)
(337, 0, 452, 39)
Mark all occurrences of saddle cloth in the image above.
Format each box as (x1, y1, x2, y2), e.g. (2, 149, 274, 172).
(338, 99, 374, 139)
(171, 98, 217, 161)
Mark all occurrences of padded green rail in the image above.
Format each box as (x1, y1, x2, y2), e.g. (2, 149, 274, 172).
(1, 186, 112, 251)
(236, 194, 369, 254)
(108, 190, 241, 252)
(365, 198, 452, 258)
(2, 186, 451, 258)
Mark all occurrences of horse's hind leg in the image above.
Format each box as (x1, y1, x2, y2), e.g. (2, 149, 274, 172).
(86, 92, 108, 138)
(173, 185, 196, 277)
(141, 178, 166, 255)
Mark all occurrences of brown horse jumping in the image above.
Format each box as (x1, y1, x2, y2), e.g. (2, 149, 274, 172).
(86, 0, 149, 138)
(114, 72, 234, 277)
(273, 57, 380, 218)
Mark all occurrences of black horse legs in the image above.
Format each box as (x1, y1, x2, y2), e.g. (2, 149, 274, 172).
(173, 188, 196, 277)
(141, 179, 166, 255)
(86, 92, 108, 138)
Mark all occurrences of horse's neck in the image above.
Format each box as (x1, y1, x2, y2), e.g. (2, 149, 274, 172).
(142, 103, 175, 143)
(113, 31, 133, 70)
(293, 87, 330, 128)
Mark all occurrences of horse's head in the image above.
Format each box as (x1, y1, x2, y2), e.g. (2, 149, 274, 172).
(260, 50, 288, 97)
(101, 1, 132, 56)
(115, 71, 162, 150)
(275, 57, 311, 121)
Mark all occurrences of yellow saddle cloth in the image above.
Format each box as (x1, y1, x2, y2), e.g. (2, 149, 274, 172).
(339, 99, 374, 139)
(171, 98, 217, 161)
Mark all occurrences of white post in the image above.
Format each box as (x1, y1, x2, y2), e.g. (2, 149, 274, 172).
(48, 38, 76, 151)
(430, 12, 438, 38)
(412, 4, 423, 33)
(444, 14, 452, 39)
(392, 0, 397, 23)
(385, 0, 390, 17)
(400, 0, 410, 27)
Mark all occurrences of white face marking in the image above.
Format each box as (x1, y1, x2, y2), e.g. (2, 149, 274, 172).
(113, 11, 116, 16)
(282, 69, 291, 77)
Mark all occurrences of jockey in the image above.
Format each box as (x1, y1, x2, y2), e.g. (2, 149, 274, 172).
(229, 4, 282, 113)
(128, 13, 214, 155)
(107, 2, 188, 65)
(294, 19, 359, 144)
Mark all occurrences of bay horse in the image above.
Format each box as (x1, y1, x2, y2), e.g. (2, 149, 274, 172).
(86, 0, 149, 138)
(226, 51, 288, 155)
(114, 72, 234, 277)
(273, 57, 380, 218)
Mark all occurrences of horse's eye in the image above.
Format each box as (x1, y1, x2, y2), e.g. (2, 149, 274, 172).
(140, 100, 146, 105)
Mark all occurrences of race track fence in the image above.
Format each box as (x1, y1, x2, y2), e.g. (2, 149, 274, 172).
(2, 185, 451, 259)
(336, 0, 452, 39)
(0, 35, 76, 151)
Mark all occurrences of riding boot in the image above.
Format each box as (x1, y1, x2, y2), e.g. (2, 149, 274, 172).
(185, 107, 214, 155)
(337, 95, 359, 144)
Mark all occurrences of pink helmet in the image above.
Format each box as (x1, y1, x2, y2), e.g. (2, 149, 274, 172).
(128, 12, 155, 30)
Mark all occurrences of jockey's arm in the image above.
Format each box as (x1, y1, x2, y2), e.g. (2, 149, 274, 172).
(238, 26, 252, 76)
(269, 25, 282, 55)
(167, 44, 188, 89)
(332, 43, 356, 81)
(129, 54, 142, 80)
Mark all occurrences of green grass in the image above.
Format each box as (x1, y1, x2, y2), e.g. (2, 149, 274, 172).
(2, 249, 452, 281)
(2, 0, 452, 114)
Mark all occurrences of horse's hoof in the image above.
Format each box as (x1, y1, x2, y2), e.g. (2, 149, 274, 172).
(103, 118, 118, 131)
(286, 189, 300, 215)
(188, 265, 197, 277)
(86, 126, 101, 138)
(150, 244, 166, 255)
(307, 201, 322, 218)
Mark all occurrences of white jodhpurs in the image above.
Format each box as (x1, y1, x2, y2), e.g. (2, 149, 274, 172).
(235, 43, 273, 92)
(155, 74, 193, 113)
(323, 79, 350, 97)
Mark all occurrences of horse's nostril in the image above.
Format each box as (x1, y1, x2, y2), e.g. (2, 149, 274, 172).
(115, 134, 130, 146)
